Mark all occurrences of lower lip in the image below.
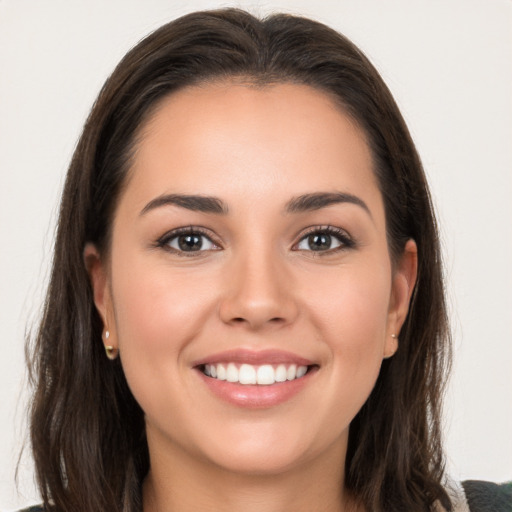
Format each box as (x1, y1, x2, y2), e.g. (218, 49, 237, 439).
(197, 368, 316, 409)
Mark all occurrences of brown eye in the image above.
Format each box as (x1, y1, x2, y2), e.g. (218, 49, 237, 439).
(295, 227, 354, 253)
(177, 234, 204, 251)
(307, 233, 333, 251)
(297, 231, 343, 252)
(163, 231, 217, 253)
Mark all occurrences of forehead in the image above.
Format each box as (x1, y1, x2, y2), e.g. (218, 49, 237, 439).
(123, 82, 383, 220)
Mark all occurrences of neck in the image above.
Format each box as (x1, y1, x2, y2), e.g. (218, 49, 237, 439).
(142, 435, 356, 512)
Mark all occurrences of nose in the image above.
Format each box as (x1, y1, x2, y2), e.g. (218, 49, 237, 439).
(218, 248, 299, 330)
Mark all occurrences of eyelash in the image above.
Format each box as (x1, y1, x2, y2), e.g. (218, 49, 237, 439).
(293, 225, 355, 255)
(156, 225, 355, 257)
(156, 226, 220, 257)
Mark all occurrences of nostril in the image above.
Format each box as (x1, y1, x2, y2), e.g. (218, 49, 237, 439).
(228, 316, 285, 326)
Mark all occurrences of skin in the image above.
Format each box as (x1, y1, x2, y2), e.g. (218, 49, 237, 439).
(86, 83, 417, 512)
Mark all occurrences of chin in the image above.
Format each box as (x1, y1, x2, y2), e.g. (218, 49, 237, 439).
(207, 445, 309, 476)
(194, 421, 341, 477)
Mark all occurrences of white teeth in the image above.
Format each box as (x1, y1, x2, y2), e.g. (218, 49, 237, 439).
(203, 362, 310, 385)
(256, 364, 275, 385)
(275, 364, 287, 382)
(296, 365, 307, 378)
(226, 363, 239, 382)
(286, 364, 297, 380)
(239, 364, 257, 384)
(216, 363, 227, 380)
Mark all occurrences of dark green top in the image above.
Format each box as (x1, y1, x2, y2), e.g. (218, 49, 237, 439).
(462, 480, 512, 511)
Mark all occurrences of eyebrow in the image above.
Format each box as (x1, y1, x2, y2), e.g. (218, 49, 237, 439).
(139, 191, 371, 218)
(140, 194, 228, 216)
(284, 192, 371, 217)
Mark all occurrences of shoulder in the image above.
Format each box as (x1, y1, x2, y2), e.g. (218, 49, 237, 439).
(462, 480, 512, 512)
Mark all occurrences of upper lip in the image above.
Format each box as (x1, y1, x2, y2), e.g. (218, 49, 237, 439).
(191, 349, 316, 367)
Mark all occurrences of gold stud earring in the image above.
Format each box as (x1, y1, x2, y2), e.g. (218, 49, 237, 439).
(104, 330, 118, 360)
(105, 345, 118, 360)
(383, 333, 399, 359)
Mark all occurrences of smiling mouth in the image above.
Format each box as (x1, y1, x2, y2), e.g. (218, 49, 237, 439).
(201, 363, 315, 385)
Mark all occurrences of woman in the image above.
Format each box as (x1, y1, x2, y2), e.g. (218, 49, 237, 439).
(22, 8, 510, 512)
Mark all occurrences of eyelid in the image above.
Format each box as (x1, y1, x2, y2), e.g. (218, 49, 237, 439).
(156, 226, 222, 255)
(292, 225, 355, 253)
(155, 224, 354, 256)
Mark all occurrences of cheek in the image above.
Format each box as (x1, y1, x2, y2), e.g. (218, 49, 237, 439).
(302, 260, 392, 391)
(111, 248, 214, 349)
(306, 259, 392, 339)
(108, 250, 216, 406)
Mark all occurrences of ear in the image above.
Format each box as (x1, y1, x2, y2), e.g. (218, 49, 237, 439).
(384, 239, 418, 358)
(84, 243, 113, 341)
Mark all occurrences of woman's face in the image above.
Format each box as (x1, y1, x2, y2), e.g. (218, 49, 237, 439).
(88, 83, 416, 476)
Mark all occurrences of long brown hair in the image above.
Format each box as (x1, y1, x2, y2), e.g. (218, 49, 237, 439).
(27, 8, 452, 511)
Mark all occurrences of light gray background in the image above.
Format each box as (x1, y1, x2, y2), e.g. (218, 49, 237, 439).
(1, 0, 511, 509)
